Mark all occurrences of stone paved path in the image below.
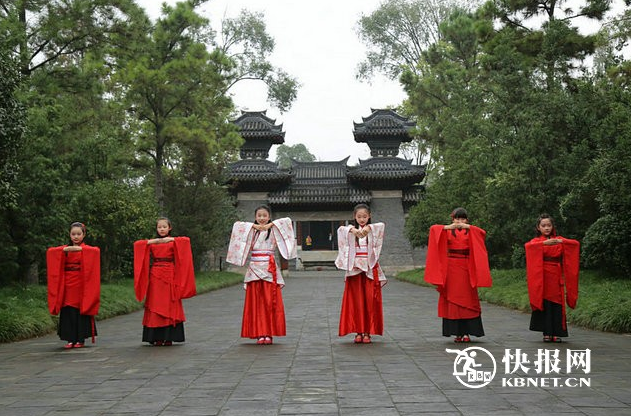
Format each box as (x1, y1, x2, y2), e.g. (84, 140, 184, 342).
(1, 271, 630, 416)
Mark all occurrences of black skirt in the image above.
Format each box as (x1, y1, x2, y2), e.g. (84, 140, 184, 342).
(142, 323, 185, 343)
(530, 299, 568, 337)
(58, 306, 97, 343)
(442, 316, 485, 337)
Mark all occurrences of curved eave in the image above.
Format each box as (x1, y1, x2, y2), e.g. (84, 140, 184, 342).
(348, 159, 425, 183)
(238, 131, 285, 143)
(402, 186, 425, 203)
(268, 187, 371, 206)
(353, 129, 413, 141)
(225, 160, 292, 185)
(348, 172, 425, 182)
(228, 172, 292, 182)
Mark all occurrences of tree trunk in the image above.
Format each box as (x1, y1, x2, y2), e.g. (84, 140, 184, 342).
(17, 0, 30, 77)
(25, 261, 38, 285)
(155, 147, 164, 213)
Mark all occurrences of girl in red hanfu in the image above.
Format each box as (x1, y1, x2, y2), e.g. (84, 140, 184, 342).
(47, 222, 100, 349)
(226, 205, 296, 345)
(134, 217, 196, 346)
(525, 214, 580, 343)
(335, 203, 387, 344)
(424, 208, 492, 343)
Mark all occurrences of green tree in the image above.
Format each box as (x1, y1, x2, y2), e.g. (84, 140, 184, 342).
(0, 0, 153, 284)
(0, 0, 147, 77)
(0, 51, 25, 210)
(356, 0, 480, 81)
(115, 0, 234, 211)
(562, 11, 631, 274)
(275, 143, 316, 169)
(402, 1, 612, 266)
(0, 51, 26, 284)
(118, 1, 298, 210)
(218, 9, 300, 113)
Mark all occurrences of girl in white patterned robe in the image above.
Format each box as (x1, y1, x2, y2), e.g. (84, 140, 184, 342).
(226, 205, 296, 345)
(335, 203, 386, 344)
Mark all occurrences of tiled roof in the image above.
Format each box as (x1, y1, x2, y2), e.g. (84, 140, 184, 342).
(402, 186, 425, 203)
(232, 111, 285, 143)
(227, 159, 291, 183)
(348, 157, 425, 184)
(353, 109, 416, 139)
(291, 158, 349, 185)
(268, 158, 368, 206)
(269, 186, 371, 206)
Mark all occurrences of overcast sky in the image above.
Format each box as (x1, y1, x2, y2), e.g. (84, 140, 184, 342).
(134, 0, 624, 164)
(135, 0, 407, 164)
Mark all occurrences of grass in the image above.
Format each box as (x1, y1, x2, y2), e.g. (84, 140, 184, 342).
(395, 268, 631, 334)
(0, 271, 243, 343)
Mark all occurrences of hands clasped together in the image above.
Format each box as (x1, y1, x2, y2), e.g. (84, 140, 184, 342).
(350, 225, 371, 239)
(543, 238, 563, 246)
(253, 223, 273, 232)
(63, 246, 83, 252)
(147, 237, 175, 245)
(444, 223, 470, 231)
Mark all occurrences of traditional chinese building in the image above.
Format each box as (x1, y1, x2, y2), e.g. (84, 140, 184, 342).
(226, 109, 425, 272)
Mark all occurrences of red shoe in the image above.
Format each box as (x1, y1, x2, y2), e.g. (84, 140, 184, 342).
(264, 336, 273, 345)
(256, 337, 266, 345)
(362, 334, 372, 344)
(154, 340, 164, 346)
(73, 342, 84, 348)
(461, 335, 471, 343)
(454, 336, 463, 343)
(64, 343, 74, 349)
(354, 334, 363, 344)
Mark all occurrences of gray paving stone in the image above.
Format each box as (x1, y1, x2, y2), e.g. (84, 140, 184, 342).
(0, 271, 629, 415)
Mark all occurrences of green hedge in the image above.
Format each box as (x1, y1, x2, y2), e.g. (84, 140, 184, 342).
(396, 268, 631, 334)
(0, 271, 243, 343)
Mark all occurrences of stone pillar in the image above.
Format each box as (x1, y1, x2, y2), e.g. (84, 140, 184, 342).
(369, 190, 415, 273)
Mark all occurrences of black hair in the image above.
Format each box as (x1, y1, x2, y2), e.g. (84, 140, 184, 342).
(254, 205, 273, 240)
(535, 213, 557, 237)
(450, 207, 468, 220)
(156, 217, 172, 237)
(68, 222, 86, 246)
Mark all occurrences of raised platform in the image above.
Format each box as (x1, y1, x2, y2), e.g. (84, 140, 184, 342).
(297, 249, 337, 270)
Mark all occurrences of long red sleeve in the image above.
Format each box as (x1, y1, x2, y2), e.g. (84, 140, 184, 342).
(468, 226, 492, 288)
(562, 238, 580, 309)
(80, 245, 101, 316)
(133, 240, 150, 302)
(424, 225, 448, 287)
(173, 237, 196, 299)
(525, 238, 545, 311)
(46, 246, 65, 315)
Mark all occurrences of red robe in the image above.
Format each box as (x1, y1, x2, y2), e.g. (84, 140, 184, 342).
(525, 236, 580, 327)
(46, 244, 101, 316)
(134, 237, 196, 327)
(424, 225, 492, 319)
